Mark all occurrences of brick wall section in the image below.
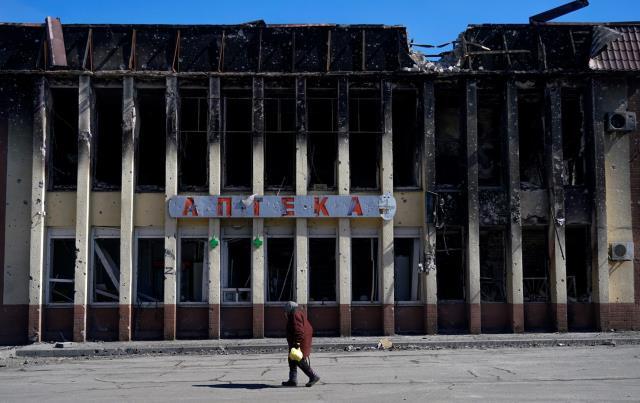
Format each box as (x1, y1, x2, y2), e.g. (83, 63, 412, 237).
(629, 78, 640, 330)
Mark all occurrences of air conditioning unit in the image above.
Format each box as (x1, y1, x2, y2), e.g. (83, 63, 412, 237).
(606, 112, 637, 132)
(609, 242, 634, 261)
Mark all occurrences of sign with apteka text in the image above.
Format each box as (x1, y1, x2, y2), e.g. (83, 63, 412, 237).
(168, 194, 397, 220)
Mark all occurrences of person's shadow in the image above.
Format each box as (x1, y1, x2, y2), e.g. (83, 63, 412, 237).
(194, 383, 281, 390)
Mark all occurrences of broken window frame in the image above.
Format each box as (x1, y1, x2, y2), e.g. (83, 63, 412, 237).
(48, 86, 79, 191)
(221, 235, 252, 305)
(393, 229, 422, 303)
(392, 86, 422, 190)
(307, 85, 338, 191)
(135, 87, 166, 192)
(565, 225, 592, 303)
(479, 226, 507, 303)
(134, 227, 165, 305)
(222, 85, 253, 191)
(178, 229, 209, 304)
(477, 84, 506, 188)
(434, 83, 465, 188)
(518, 87, 547, 190)
(349, 85, 382, 191)
(308, 235, 338, 304)
(90, 228, 121, 305)
(561, 87, 588, 188)
(265, 233, 296, 304)
(522, 226, 551, 303)
(436, 227, 466, 302)
(92, 86, 123, 191)
(178, 87, 209, 192)
(351, 233, 381, 304)
(46, 228, 76, 305)
(264, 85, 296, 191)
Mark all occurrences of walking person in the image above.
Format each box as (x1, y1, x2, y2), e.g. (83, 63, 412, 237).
(282, 301, 321, 387)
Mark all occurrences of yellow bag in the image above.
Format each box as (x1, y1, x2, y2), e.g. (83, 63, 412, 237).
(288, 346, 303, 362)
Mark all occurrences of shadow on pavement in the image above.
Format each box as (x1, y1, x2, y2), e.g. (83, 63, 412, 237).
(193, 383, 280, 390)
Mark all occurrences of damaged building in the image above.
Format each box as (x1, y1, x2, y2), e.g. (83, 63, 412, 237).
(0, 13, 639, 344)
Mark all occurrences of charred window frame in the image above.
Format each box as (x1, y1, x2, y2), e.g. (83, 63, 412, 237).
(566, 226, 592, 303)
(92, 87, 123, 191)
(91, 228, 120, 304)
(351, 237, 380, 303)
(178, 235, 208, 303)
(307, 83, 338, 191)
(264, 82, 296, 191)
(436, 228, 465, 301)
(561, 88, 587, 187)
(222, 82, 252, 190)
(46, 229, 76, 305)
(479, 227, 507, 302)
(522, 227, 550, 302)
(179, 88, 208, 192)
(136, 88, 166, 192)
(350, 85, 382, 191)
(393, 87, 421, 189)
(309, 237, 337, 303)
(266, 236, 295, 302)
(135, 230, 164, 304)
(222, 237, 252, 304)
(477, 84, 506, 188)
(518, 88, 547, 189)
(393, 236, 421, 302)
(434, 83, 464, 188)
(48, 87, 78, 191)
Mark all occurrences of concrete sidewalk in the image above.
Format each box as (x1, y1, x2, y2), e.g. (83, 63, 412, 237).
(9, 331, 640, 358)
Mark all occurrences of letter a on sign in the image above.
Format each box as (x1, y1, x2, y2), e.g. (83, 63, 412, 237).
(182, 197, 199, 216)
(314, 196, 329, 216)
(349, 196, 363, 216)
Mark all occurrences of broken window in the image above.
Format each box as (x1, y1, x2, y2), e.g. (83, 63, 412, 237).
(93, 88, 122, 190)
(47, 236, 75, 304)
(136, 237, 164, 303)
(394, 237, 420, 301)
(350, 87, 381, 190)
(179, 238, 208, 303)
(436, 229, 465, 301)
(477, 87, 505, 187)
(49, 88, 78, 190)
(518, 89, 546, 189)
(561, 89, 587, 186)
(351, 237, 379, 302)
(179, 88, 208, 192)
(309, 238, 336, 302)
(92, 236, 120, 303)
(222, 85, 252, 189)
(435, 85, 463, 187)
(479, 228, 506, 302)
(222, 238, 251, 303)
(522, 228, 550, 302)
(566, 226, 591, 302)
(307, 85, 337, 191)
(267, 237, 295, 302)
(393, 88, 420, 188)
(265, 84, 296, 190)
(136, 89, 166, 191)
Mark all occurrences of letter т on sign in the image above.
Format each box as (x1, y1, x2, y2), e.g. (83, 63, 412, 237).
(168, 194, 397, 220)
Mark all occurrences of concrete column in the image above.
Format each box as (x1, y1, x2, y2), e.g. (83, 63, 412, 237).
(208, 76, 222, 339)
(252, 77, 265, 338)
(73, 75, 94, 342)
(28, 77, 49, 343)
(505, 81, 524, 333)
(164, 76, 179, 340)
(588, 79, 609, 330)
(465, 80, 481, 334)
(119, 77, 138, 341)
(421, 80, 438, 334)
(295, 77, 309, 309)
(381, 79, 395, 335)
(337, 77, 351, 336)
(545, 82, 568, 332)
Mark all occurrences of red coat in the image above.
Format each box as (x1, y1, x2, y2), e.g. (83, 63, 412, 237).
(286, 310, 313, 358)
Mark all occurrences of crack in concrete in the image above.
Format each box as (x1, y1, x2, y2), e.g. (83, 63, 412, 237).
(467, 369, 478, 378)
(493, 366, 516, 375)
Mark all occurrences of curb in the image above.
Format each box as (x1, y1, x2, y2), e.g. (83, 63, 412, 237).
(14, 337, 640, 358)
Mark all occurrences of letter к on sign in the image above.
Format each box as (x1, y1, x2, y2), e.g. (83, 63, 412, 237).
(168, 194, 397, 220)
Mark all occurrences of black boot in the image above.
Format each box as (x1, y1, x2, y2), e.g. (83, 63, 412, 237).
(298, 357, 320, 387)
(282, 359, 298, 386)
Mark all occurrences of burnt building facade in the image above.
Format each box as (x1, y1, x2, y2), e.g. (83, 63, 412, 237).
(0, 18, 639, 344)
